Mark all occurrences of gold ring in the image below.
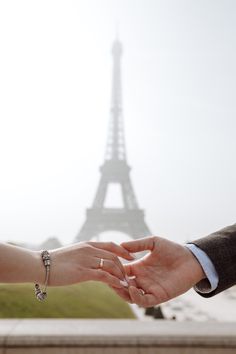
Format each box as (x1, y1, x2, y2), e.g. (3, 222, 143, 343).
(99, 258, 104, 269)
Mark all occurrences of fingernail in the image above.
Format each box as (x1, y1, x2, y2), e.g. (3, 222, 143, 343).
(139, 288, 145, 295)
(120, 280, 129, 288)
(125, 275, 131, 284)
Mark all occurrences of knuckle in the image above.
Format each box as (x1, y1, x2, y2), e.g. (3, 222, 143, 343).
(110, 254, 117, 262)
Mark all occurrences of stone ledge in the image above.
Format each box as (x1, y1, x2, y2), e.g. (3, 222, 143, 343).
(0, 319, 236, 349)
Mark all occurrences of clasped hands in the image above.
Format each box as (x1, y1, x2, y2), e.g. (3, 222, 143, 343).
(49, 236, 205, 308)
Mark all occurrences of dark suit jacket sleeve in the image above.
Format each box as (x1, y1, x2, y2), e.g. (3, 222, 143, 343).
(191, 223, 236, 297)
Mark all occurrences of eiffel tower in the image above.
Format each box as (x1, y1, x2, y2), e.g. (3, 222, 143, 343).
(75, 39, 151, 242)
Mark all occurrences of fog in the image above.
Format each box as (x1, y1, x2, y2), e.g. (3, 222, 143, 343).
(0, 0, 235, 246)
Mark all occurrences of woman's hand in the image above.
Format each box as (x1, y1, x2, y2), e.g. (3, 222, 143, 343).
(48, 241, 134, 289)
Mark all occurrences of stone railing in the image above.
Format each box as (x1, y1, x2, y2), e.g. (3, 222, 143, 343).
(0, 319, 236, 354)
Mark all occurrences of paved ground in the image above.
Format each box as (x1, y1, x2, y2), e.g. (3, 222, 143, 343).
(130, 287, 236, 322)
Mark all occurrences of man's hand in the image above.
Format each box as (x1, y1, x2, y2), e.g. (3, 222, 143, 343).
(115, 236, 206, 307)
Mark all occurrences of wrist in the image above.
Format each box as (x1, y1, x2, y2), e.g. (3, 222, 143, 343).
(48, 249, 61, 286)
(32, 251, 45, 284)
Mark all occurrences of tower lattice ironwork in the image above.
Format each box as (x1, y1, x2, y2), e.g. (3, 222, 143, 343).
(75, 39, 151, 241)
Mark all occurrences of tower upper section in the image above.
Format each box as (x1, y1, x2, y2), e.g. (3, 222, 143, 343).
(105, 39, 126, 161)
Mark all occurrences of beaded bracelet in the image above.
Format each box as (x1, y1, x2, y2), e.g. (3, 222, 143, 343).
(34, 250, 51, 301)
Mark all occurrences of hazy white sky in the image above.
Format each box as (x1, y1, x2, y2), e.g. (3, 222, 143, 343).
(0, 0, 235, 245)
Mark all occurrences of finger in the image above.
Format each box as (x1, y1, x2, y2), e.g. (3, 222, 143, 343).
(122, 264, 138, 287)
(129, 286, 158, 308)
(123, 263, 134, 277)
(89, 241, 134, 260)
(110, 286, 133, 303)
(94, 258, 126, 281)
(125, 276, 137, 288)
(121, 237, 157, 253)
(90, 247, 127, 279)
(89, 269, 125, 289)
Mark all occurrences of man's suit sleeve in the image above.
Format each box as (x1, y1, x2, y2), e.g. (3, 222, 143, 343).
(191, 223, 236, 297)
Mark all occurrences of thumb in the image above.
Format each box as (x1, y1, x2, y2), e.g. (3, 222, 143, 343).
(121, 236, 157, 253)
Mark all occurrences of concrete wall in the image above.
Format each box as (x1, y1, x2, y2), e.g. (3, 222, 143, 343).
(0, 319, 236, 354)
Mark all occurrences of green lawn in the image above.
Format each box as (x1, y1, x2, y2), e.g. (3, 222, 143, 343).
(0, 282, 135, 318)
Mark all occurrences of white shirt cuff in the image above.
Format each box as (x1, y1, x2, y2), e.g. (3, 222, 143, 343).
(185, 243, 219, 294)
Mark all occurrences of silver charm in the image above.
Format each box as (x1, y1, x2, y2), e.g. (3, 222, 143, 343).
(34, 283, 47, 301)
